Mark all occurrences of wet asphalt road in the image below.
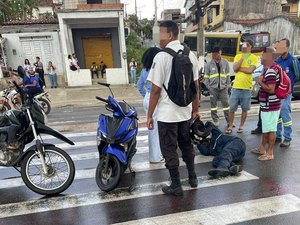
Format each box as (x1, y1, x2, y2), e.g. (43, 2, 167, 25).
(1, 110, 300, 224)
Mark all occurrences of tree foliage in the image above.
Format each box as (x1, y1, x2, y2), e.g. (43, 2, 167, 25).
(126, 14, 154, 40)
(0, 0, 41, 24)
(126, 31, 147, 76)
(140, 18, 154, 39)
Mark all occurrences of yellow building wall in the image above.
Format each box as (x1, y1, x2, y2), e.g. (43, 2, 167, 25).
(203, 0, 225, 31)
(289, 3, 298, 13)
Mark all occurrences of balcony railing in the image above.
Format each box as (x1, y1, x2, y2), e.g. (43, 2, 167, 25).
(283, 11, 299, 19)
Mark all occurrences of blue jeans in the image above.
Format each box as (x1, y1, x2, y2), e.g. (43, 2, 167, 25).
(48, 73, 57, 87)
(276, 94, 292, 141)
(130, 69, 136, 84)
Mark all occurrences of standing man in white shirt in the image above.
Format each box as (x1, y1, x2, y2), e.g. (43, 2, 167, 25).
(146, 21, 200, 196)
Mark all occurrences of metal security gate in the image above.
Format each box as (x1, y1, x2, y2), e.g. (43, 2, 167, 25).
(20, 36, 54, 67)
(82, 35, 113, 69)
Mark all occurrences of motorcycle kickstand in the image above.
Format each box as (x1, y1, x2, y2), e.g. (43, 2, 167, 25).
(128, 163, 136, 193)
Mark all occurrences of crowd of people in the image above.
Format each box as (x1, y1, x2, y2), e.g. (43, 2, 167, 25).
(22, 57, 58, 89)
(135, 20, 300, 196)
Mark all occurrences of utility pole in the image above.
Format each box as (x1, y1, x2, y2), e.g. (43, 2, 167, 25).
(196, 0, 206, 58)
(154, 0, 157, 24)
(152, 0, 160, 46)
(135, 0, 137, 17)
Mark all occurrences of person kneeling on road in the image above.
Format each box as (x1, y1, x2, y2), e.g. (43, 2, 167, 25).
(191, 119, 245, 178)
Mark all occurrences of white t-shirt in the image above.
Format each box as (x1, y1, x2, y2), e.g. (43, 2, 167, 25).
(147, 40, 199, 122)
(68, 59, 73, 67)
(129, 61, 137, 71)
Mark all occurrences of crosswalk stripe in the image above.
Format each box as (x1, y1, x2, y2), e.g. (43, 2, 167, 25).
(114, 194, 300, 225)
(0, 155, 214, 187)
(49, 135, 148, 149)
(40, 135, 148, 149)
(42, 128, 149, 140)
(0, 171, 258, 219)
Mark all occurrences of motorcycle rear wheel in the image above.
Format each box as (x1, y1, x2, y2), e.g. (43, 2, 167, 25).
(95, 154, 122, 192)
(21, 146, 75, 195)
(38, 98, 51, 115)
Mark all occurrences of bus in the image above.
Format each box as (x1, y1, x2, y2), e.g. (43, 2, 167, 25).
(183, 31, 271, 76)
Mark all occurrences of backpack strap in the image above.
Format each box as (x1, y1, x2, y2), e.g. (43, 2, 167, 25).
(183, 45, 190, 56)
(162, 48, 177, 93)
(162, 48, 177, 57)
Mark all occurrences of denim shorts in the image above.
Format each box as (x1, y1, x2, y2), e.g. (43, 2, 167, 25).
(229, 89, 252, 112)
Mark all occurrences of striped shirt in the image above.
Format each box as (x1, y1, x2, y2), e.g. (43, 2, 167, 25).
(259, 67, 281, 112)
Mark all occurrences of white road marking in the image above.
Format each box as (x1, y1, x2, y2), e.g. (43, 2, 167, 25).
(41, 128, 149, 140)
(114, 194, 300, 225)
(0, 155, 214, 187)
(0, 171, 258, 219)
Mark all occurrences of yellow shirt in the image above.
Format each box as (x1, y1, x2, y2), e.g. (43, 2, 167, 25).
(232, 54, 258, 90)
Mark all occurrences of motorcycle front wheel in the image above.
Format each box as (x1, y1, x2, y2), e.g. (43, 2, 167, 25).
(21, 146, 75, 195)
(95, 154, 122, 192)
(38, 98, 51, 115)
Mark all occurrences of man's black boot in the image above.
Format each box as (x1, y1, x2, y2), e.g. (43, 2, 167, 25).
(208, 167, 231, 178)
(186, 163, 198, 188)
(229, 164, 243, 175)
(162, 168, 183, 196)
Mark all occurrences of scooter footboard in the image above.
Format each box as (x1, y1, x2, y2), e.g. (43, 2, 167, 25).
(104, 145, 127, 165)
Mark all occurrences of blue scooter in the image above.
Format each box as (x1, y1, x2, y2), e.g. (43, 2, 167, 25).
(95, 82, 138, 192)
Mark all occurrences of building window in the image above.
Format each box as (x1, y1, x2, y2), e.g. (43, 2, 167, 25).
(282, 5, 290, 13)
(87, 0, 102, 4)
(207, 8, 213, 24)
(216, 5, 220, 16)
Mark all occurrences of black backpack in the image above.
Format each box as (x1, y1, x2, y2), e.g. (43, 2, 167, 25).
(162, 45, 196, 107)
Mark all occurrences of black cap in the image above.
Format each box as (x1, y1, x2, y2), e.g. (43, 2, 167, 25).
(212, 47, 221, 53)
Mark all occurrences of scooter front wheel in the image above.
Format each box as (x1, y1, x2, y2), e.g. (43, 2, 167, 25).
(95, 154, 122, 192)
(21, 146, 75, 195)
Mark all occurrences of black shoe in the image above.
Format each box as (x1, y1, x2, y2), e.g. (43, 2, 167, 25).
(208, 167, 231, 178)
(162, 184, 183, 196)
(229, 165, 243, 175)
(275, 138, 282, 143)
(188, 177, 198, 188)
(251, 128, 262, 134)
(280, 141, 291, 147)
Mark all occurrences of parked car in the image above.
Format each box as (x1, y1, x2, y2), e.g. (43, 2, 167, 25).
(251, 65, 263, 101)
(251, 56, 300, 100)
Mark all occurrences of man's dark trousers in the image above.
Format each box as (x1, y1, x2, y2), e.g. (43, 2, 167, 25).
(157, 120, 195, 170)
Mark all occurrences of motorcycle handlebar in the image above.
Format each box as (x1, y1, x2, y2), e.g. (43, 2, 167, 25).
(12, 80, 21, 91)
(96, 96, 108, 104)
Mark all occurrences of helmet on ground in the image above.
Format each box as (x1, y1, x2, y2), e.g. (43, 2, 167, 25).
(190, 118, 212, 144)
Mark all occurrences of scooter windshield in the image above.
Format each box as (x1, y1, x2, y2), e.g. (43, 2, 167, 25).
(108, 96, 134, 118)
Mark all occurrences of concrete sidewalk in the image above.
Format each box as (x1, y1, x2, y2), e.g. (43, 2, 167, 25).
(47, 84, 143, 108)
